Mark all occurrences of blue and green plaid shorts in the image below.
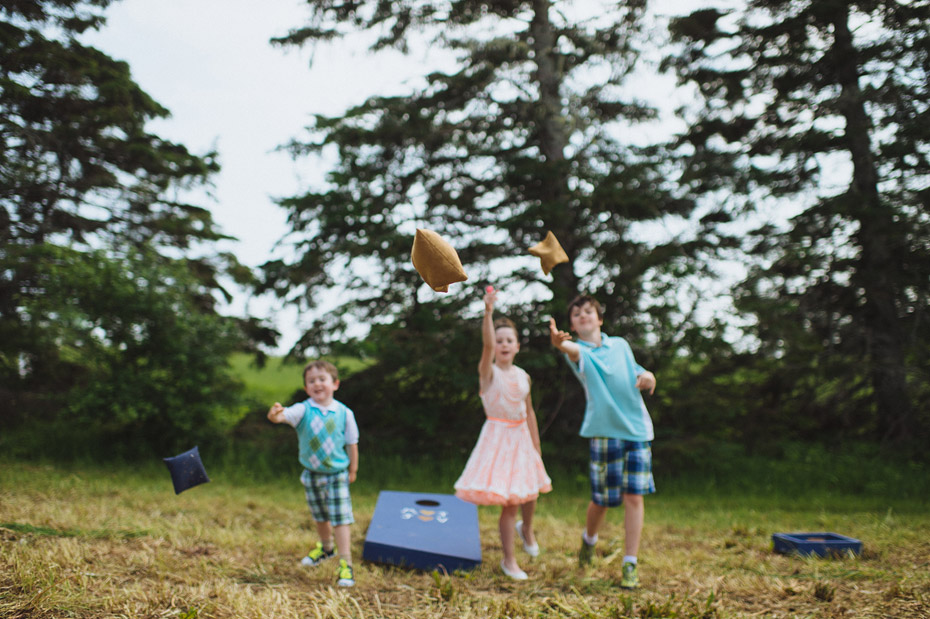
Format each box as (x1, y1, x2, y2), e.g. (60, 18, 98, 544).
(300, 469, 355, 526)
(588, 438, 655, 507)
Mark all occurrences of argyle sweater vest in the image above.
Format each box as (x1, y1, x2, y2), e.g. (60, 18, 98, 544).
(295, 400, 349, 473)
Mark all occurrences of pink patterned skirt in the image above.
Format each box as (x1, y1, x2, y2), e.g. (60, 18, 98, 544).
(454, 417, 552, 506)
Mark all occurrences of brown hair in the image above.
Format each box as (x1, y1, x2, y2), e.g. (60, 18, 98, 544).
(303, 360, 339, 384)
(567, 294, 604, 323)
(493, 317, 518, 334)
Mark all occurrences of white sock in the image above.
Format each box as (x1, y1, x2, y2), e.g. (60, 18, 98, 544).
(623, 555, 637, 565)
(583, 531, 598, 545)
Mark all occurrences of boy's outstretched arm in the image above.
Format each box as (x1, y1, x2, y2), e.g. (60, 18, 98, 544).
(549, 318, 581, 362)
(635, 371, 656, 395)
(267, 402, 286, 423)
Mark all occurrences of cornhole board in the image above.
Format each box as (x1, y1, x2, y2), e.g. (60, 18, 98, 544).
(772, 532, 862, 557)
(363, 490, 482, 572)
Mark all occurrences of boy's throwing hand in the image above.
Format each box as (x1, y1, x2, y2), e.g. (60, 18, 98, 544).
(549, 317, 581, 362)
(267, 402, 286, 423)
(635, 371, 656, 395)
(549, 317, 572, 348)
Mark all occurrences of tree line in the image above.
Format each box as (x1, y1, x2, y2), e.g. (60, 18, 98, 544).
(2, 0, 928, 464)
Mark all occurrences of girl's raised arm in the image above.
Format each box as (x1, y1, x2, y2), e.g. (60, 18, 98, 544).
(478, 287, 497, 392)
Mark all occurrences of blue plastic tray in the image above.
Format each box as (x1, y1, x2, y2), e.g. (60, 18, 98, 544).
(772, 532, 862, 557)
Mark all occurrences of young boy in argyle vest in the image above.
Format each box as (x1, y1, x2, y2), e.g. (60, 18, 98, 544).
(268, 360, 359, 587)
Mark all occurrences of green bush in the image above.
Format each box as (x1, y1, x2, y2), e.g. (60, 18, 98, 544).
(1, 246, 247, 459)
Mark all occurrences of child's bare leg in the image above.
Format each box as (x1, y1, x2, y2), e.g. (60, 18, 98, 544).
(315, 520, 334, 550)
(585, 501, 608, 538)
(334, 523, 352, 564)
(622, 494, 644, 557)
(519, 499, 537, 546)
(499, 504, 521, 571)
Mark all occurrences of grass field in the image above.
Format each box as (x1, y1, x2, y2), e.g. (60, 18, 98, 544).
(2, 459, 928, 619)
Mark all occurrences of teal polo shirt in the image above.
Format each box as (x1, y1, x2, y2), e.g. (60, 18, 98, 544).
(565, 333, 654, 440)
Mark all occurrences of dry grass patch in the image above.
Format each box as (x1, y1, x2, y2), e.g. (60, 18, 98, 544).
(2, 462, 928, 618)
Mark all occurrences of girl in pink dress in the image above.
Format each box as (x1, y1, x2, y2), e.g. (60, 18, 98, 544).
(454, 287, 552, 580)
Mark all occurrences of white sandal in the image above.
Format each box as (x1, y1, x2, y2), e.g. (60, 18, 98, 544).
(500, 560, 528, 580)
(516, 521, 540, 557)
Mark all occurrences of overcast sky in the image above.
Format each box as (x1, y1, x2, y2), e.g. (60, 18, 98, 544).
(85, 0, 450, 259)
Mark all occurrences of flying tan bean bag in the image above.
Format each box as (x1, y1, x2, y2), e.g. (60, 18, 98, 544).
(411, 228, 469, 292)
(528, 231, 569, 275)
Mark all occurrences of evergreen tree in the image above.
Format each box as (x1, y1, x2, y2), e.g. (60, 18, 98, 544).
(0, 0, 263, 448)
(666, 0, 930, 444)
(267, 0, 701, 338)
(265, 0, 707, 455)
(0, 1, 227, 252)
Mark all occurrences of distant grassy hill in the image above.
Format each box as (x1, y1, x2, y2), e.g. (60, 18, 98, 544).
(229, 353, 373, 405)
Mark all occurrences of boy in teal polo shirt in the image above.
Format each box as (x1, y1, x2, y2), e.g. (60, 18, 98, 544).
(549, 295, 656, 589)
(268, 360, 359, 587)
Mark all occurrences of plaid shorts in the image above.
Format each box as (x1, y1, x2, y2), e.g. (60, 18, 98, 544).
(300, 469, 355, 526)
(588, 438, 656, 507)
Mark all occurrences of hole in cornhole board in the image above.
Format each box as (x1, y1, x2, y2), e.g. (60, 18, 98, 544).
(363, 491, 482, 573)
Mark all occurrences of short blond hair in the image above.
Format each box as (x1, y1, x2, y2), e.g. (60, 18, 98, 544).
(303, 360, 339, 384)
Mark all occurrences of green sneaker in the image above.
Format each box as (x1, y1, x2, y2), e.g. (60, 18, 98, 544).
(620, 561, 640, 589)
(336, 558, 355, 587)
(579, 537, 596, 566)
(300, 542, 335, 567)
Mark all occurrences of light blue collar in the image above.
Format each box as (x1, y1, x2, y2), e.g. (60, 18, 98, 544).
(577, 333, 613, 349)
